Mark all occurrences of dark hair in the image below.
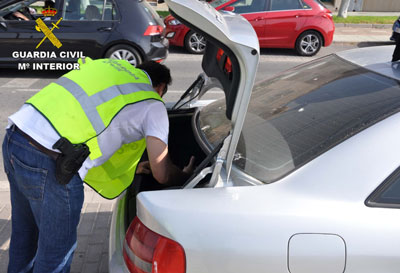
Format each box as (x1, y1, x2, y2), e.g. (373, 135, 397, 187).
(136, 61, 172, 88)
(45, 0, 55, 8)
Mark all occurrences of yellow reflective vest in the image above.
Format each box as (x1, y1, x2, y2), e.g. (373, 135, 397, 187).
(26, 58, 163, 199)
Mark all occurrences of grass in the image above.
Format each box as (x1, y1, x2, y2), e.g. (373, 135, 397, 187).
(157, 11, 170, 18)
(333, 15, 397, 24)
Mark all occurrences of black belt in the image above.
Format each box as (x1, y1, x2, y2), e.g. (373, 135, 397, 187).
(13, 125, 59, 160)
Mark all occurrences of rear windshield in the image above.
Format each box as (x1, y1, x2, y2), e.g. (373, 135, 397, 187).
(210, 0, 231, 8)
(199, 55, 400, 183)
(313, 0, 328, 9)
(139, 0, 163, 25)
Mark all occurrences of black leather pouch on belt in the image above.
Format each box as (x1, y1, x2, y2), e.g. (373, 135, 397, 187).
(52, 137, 90, 185)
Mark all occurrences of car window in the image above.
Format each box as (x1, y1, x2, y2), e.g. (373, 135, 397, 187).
(302, 1, 311, 9)
(270, 0, 303, 11)
(210, 0, 232, 8)
(225, 0, 267, 13)
(199, 55, 400, 184)
(62, 0, 118, 21)
(313, 0, 328, 9)
(139, 0, 163, 26)
(367, 168, 400, 208)
(0, 0, 51, 21)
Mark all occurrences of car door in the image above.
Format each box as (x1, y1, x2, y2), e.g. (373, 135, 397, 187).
(221, 0, 268, 44)
(0, 20, 39, 63)
(55, 0, 117, 61)
(264, 0, 309, 47)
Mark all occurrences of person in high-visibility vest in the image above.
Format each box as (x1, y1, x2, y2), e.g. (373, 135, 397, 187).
(2, 58, 195, 273)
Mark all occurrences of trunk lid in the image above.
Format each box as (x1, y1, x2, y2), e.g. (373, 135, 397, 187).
(166, 0, 259, 180)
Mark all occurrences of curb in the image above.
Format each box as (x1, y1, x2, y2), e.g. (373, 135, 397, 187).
(335, 23, 393, 29)
(332, 40, 394, 46)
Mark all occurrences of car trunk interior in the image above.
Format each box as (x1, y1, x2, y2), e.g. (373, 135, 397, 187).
(125, 107, 207, 228)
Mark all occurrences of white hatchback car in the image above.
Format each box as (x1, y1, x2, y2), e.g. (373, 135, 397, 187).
(109, 1, 400, 273)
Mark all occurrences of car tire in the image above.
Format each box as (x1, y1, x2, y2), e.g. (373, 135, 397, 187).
(295, 30, 322, 56)
(184, 30, 206, 54)
(105, 45, 142, 66)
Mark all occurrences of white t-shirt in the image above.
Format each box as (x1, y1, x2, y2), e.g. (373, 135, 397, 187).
(8, 100, 169, 179)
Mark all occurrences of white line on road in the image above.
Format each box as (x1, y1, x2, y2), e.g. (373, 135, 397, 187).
(0, 181, 9, 191)
(167, 90, 223, 94)
(0, 238, 10, 251)
(15, 88, 41, 92)
(2, 78, 39, 88)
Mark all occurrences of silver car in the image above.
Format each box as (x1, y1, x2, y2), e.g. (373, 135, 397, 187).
(109, 0, 400, 272)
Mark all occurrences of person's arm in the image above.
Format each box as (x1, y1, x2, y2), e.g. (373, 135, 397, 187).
(146, 136, 195, 186)
(13, 11, 29, 20)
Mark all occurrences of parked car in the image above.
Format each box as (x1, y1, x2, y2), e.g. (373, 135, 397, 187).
(165, 0, 334, 56)
(109, 0, 400, 273)
(0, 0, 168, 67)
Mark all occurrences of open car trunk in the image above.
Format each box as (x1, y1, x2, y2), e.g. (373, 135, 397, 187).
(123, 0, 260, 228)
(125, 108, 207, 226)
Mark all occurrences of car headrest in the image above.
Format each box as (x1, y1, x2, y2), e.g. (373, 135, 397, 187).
(85, 5, 101, 20)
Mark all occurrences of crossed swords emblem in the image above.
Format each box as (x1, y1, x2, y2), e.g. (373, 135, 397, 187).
(35, 17, 63, 49)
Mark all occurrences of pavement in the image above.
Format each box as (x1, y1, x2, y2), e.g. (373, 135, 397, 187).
(334, 24, 394, 45)
(0, 11, 397, 273)
(0, 183, 115, 273)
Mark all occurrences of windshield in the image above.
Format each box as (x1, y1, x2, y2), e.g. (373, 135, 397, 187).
(313, 0, 328, 9)
(210, 0, 231, 8)
(140, 0, 163, 25)
(199, 55, 400, 183)
(0, 0, 37, 15)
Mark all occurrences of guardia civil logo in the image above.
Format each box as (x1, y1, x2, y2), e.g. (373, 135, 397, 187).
(35, 6, 63, 49)
(12, 5, 84, 70)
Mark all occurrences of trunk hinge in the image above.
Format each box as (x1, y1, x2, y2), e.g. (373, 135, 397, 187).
(184, 135, 231, 189)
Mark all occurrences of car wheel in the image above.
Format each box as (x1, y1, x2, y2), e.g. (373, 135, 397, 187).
(105, 45, 142, 66)
(295, 31, 322, 56)
(184, 30, 206, 54)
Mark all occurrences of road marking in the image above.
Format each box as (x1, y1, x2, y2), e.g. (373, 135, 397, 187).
(0, 181, 9, 191)
(167, 90, 224, 94)
(15, 88, 41, 92)
(0, 238, 10, 251)
(2, 78, 40, 88)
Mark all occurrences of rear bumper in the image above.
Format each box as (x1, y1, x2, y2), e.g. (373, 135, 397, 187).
(145, 37, 169, 63)
(108, 194, 129, 273)
(324, 26, 335, 47)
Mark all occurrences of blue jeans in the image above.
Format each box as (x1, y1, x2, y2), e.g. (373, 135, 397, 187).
(2, 127, 84, 273)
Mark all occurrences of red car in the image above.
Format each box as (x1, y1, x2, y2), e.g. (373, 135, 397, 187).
(165, 0, 334, 56)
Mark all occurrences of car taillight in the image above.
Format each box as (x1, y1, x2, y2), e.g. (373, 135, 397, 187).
(216, 48, 232, 74)
(144, 25, 164, 36)
(124, 217, 186, 273)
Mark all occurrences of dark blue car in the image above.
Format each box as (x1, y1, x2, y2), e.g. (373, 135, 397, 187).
(0, 0, 168, 68)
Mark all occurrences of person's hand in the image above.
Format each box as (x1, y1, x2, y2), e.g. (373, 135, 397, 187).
(136, 161, 152, 174)
(183, 156, 195, 176)
(13, 11, 29, 21)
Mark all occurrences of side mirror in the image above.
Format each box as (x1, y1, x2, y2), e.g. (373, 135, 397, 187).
(0, 21, 7, 30)
(223, 6, 235, 12)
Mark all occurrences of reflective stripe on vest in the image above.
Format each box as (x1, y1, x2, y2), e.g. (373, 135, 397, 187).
(54, 77, 154, 134)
